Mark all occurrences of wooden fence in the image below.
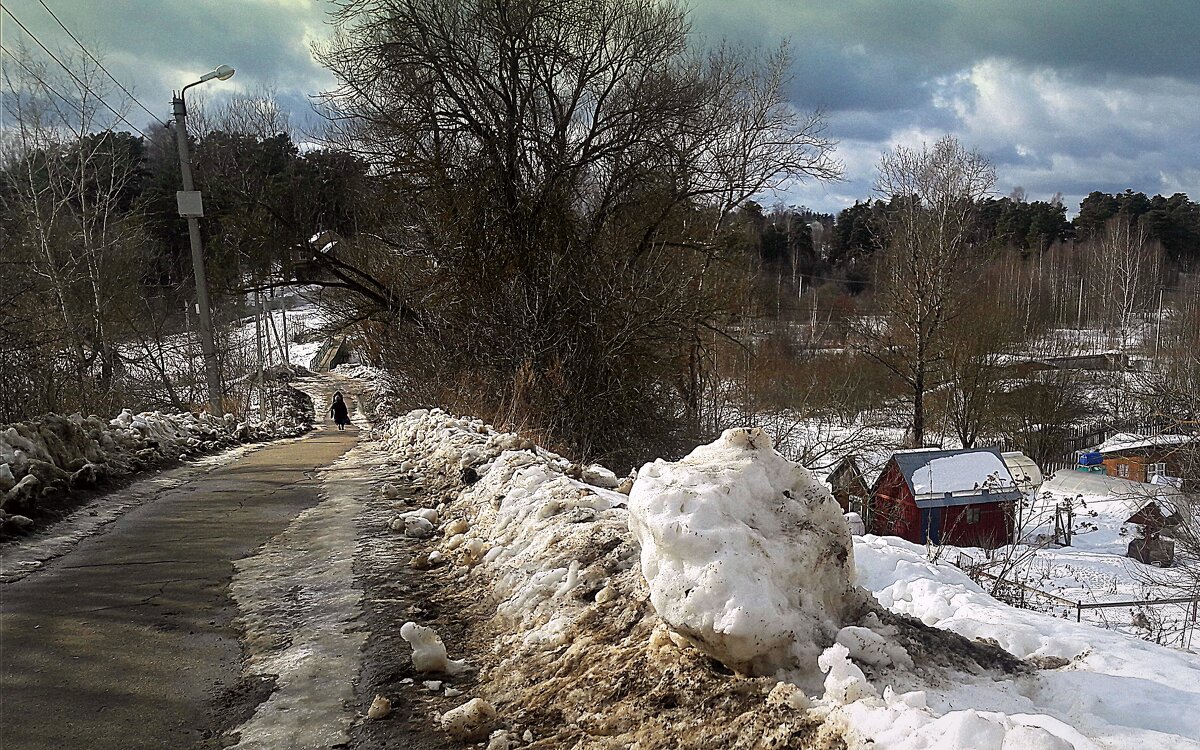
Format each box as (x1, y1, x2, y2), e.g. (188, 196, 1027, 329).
(1000, 418, 1185, 473)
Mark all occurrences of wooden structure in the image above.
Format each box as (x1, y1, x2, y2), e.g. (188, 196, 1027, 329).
(1124, 501, 1179, 566)
(309, 336, 355, 372)
(1095, 433, 1194, 484)
(868, 447, 1021, 548)
(828, 456, 871, 515)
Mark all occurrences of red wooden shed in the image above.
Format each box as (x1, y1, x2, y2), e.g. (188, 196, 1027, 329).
(868, 447, 1021, 549)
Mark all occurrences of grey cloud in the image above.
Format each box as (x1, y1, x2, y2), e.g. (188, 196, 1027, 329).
(4, 0, 1194, 217)
(689, 1, 1200, 92)
(2, 0, 333, 127)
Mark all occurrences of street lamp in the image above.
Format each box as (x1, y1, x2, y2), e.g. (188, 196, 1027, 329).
(172, 64, 234, 415)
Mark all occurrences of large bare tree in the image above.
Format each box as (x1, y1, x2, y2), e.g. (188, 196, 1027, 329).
(311, 0, 841, 461)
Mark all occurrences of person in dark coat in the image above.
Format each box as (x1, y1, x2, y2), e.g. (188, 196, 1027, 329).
(330, 391, 350, 430)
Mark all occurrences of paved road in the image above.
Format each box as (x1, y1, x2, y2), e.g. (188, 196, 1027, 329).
(0, 425, 358, 750)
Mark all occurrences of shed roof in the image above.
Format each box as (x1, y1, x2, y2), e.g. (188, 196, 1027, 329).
(834, 450, 894, 490)
(1094, 432, 1194, 455)
(887, 447, 1021, 509)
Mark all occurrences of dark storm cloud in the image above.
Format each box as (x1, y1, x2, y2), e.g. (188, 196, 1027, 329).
(3, 0, 1195, 214)
(684, 1, 1200, 213)
(689, 0, 1200, 107)
(1, 0, 333, 123)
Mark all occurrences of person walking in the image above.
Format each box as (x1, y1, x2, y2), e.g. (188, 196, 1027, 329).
(330, 391, 350, 430)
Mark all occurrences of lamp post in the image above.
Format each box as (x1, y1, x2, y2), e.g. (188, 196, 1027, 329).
(173, 64, 234, 415)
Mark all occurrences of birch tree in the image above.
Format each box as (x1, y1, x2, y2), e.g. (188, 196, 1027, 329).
(0, 46, 148, 414)
(852, 136, 996, 447)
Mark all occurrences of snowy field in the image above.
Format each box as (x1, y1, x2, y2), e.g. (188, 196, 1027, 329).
(357, 405, 1200, 749)
(942, 478, 1196, 649)
(117, 288, 331, 406)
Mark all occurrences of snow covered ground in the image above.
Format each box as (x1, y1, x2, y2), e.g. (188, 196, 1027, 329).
(943, 478, 1197, 649)
(362, 408, 1200, 749)
(117, 289, 330, 409)
(851, 533, 1200, 749)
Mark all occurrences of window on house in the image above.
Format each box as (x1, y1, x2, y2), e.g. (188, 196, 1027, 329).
(965, 506, 981, 524)
(1149, 462, 1167, 478)
(1117, 463, 1130, 478)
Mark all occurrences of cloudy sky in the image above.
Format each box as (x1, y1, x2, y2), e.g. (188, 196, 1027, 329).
(3, 0, 1197, 216)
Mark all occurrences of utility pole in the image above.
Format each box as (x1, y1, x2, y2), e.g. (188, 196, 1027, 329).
(171, 65, 235, 415)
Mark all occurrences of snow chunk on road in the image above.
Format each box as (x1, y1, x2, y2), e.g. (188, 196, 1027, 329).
(628, 426, 860, 676)
(439, 697, 497, 741)
(400, 621, 467, 674)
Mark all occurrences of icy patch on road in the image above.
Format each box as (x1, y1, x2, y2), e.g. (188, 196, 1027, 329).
(227, 439, 368, 749)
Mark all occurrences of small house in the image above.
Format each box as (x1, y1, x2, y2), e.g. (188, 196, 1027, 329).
(1124, 501, 1178, 566)
(868, 447, 1022, 548)
(1094, 433, 1195, 485)
(827, 453, 889, 517)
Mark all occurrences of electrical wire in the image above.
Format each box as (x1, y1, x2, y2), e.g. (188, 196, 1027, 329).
(31, 0, 166, 127)
(0, 4, 151, 139)
(1, 42, 80, 113)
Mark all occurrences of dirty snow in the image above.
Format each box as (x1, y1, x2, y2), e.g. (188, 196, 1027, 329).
(629, 426, 861, 676)
(368, 408, 1200, 749)
(1, 403, 310, 536)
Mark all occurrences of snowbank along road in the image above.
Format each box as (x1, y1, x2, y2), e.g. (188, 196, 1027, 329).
(0, 382, 360, 750)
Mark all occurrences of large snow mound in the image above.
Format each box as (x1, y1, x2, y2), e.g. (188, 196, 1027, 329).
(373, 410, 846, 747)
(629, 426, 861, 675)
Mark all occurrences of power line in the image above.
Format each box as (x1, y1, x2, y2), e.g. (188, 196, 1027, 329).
(0, 4, 151, 139)
(31, 0, 166, 127)
(0, 42, 80, 114)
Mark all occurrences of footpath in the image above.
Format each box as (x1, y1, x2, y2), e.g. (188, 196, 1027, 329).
(0, 421, 357, 749)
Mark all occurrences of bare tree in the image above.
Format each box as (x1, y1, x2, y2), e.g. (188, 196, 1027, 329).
(1, 45, 149, 415)
(942, 286, 1026, 448)
(309, 0, 842, 462)
(851, 135, 996, 447)
(1086, 217, 1163, 328)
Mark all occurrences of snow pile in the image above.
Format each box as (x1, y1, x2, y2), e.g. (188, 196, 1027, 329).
(374, 411, 1036, 747)
(377, 409, 627, 650)
(375, 410, 848, 746)
(0, 397, 312, 535)
(373, 409, 1200, 748)
(842, 533, 1200, 749)
(628, 426, 862, 675)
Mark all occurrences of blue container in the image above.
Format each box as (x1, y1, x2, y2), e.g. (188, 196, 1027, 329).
(1078, 451, 1104, 466)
